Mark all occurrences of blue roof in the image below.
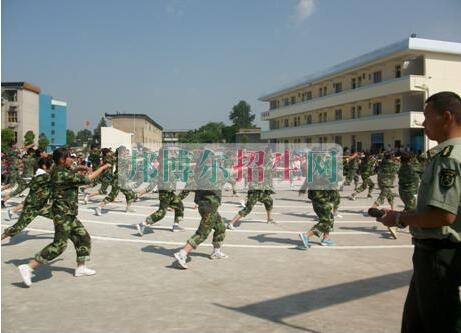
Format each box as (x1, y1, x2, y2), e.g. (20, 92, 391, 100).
(259, 37, 461, 101)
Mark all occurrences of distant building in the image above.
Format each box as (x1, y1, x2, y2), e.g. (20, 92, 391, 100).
(1, 82, 40, 146)
(163, 129, 189, 144)
(260, 37, 461, 152)
(235, 128, 264, 144)
(105, 113, 163, 149)
(39, 94, 67, 149)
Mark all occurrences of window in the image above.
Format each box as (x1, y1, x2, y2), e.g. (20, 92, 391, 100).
(323, 112, 327, 122)
(335, 136, 342, 145)
(51, 105, 55, 110)
(294, 117, 298, 127)
(373, 71, 382, 83)
(8, 110, 18, 122)
(335, 109, 342, 120)
(395, 99, 401, 113)
(307, 115, 312, 124)
(51, 122, 55, 127)
(357, 106, 362, 118)
(351, 78, 356, 89)
(51, 130, 55, 135)
(51, 138, 55, 144)
(319, 87, 323, 97)
(51, 113, 55, 118)
(14, 131, 18, 144)
(284, 119, 289, 127)
(351, 107, 356, 119)
(276, 120, 280, 129)
(318, 114, 323, 123)
(323, 87, 327, 96)
(283, 98, 289, 106)
(395, 65, 401, 78)
(333, 82, 342, 93)
(357, 76, 362, 87)
(270, 100, 278, 110)
(372, 102, 382, 115)
(306, 91, 312, 100)
(291, 96, 296, 105)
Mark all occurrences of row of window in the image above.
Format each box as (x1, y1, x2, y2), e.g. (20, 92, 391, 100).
(271, 99, 402, 129)
(269, 65, 403, 110)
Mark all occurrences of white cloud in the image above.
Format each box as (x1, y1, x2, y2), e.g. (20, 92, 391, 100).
(294, 0, 316, 24)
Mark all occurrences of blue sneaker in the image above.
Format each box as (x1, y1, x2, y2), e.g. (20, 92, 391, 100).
(320, 238, 336, 247)
(298, 232, 310, 249)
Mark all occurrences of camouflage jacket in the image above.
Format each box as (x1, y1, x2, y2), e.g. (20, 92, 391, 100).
(22, 155, 36, 178)
(24, 172, 51, 208)
(377, 159, 399, 187)
(50, 165, 91, 216)
(398, 159, 423, 189)
(88, 150, 101, 170)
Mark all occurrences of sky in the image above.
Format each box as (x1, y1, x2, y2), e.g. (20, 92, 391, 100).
(2, 0, 461, 132)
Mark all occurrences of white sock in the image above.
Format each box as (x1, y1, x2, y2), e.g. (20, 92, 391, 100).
(179, 249, 188, 258)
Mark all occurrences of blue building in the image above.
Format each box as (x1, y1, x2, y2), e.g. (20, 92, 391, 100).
(39, 94, 67, 150)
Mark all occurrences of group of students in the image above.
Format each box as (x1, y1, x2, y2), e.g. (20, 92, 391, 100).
(1, 142, 425, 286)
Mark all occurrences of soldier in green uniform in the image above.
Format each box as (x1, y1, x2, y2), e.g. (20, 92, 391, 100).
(17, 148, 112, 287)
(83, 148, 115, 203)
(398, 152, 423, 212)
(173, 149, 228, 269)
(226, 147, 276, 229)
(345, 149, 360, 190)
(95, 146, 138, 216)
(373, 152, 399, 210)
(1, 157, 54, 240)
(2, 148, 36, 203)
(350, 152, 376, 200)
(377, 92, 461, 333)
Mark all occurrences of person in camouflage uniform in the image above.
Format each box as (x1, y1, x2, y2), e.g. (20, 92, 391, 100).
(350, 152, 376, 200)
(398, 152, 423, 212)
(16, 148, 112, 287)
(298, 189, 339, 248)
(1, 144, 21, 191)
(226, 147, 276, 229)
(2, 148, 36, 202)
(1, 157, 54, 240)
(344, 149, 360, 190)
(95, 146, 138, 216)
(83, 148, 115, 203)
(173, 149, 228, 269)
(136, 148, 185, 234)
(373, 152, 400, 209)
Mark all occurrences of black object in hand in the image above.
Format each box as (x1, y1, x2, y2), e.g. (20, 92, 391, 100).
(368, 208, 385, 218)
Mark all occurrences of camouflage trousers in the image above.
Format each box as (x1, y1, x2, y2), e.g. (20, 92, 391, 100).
(375, 185, 395, 206)
(8, 177, 30, 198)
(35, 214, 91, 264)
(238, 190, 273, 217)
(310, 190, 339, 237)
(3, 204, 52, 238)
(355, 176, 374, 195)
(345, 169, 359, 188)
(103, 179, 137, 204)
(188, 203, 225, 249)
(399, 188, 417, 212)
(144, 178, 158, 193)
(147, 191, 184, 223)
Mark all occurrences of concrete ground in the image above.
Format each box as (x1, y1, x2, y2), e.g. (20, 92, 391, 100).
(2, 183, 414, 333)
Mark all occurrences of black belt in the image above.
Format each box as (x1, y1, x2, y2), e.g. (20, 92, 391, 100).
(412, 238, 461, 250)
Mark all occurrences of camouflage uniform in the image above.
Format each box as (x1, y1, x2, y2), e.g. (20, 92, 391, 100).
(188, 189, 225, 249)
(3, 172, 52, 238)
(147, 190, 184, 224)
(374, 158, 399, 206)
(8, 154, 36, 198)
(398, 157, 422, 211)
(35, 165, 92, 264)
(97, 153, 115, 195)
(355, 156, 376, 196)
(102, 154, 137, 205)
(88, 149, 101, 187)
(4, 146, 21, 185)
(345, 155, 360, 189)
(308, 190, 338, 237)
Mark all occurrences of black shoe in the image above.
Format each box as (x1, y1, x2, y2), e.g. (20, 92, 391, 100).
(1, 200, 5, 208)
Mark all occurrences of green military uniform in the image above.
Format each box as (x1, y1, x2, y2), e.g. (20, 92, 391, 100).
(35, 165, 92, 264)
(88, 149, 101, 170)
(8, 154, 36, 198)
(374, 157, 399, 207)
(401, 138, 461, 333)
(3, 171, 52, 238)
(307, 189, 339, 237)
(97, 153, 115, 195)
(345, 155, 360, 189)
(4, 146, 21, 185)
(102, 153, 137, 205)
(355, 155, 376, 197)
(398, 157, 422, 212)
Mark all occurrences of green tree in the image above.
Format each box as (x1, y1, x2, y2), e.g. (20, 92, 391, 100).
(67, 129, 76, 146)
(1, 128, 15, 149)
(24, 130, 35, 145)
(229, 100, 255, 129)
(178, 130, 199, 143)
(92, 117, 107, 144)
(196, 122, 226, 143)
(76, 129, 93, 145)
(38, 133, 50, 149)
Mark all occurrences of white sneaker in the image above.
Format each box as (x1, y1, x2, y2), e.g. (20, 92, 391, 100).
(174, 252, 188, 269)
(95, 207, 102, 216)
(136, 222, 145, 236)
(334, 213, 343, 218)
(226, 223, 234, 230)
(18, 264, 32, 287)
(83, 194, 89, 205)
(210, 249, 229, 260)
(240, 200, 246, 208)
(172, 223, 185, 232)
(3, 209, 11, 221)
(74, 265, 96, 277)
